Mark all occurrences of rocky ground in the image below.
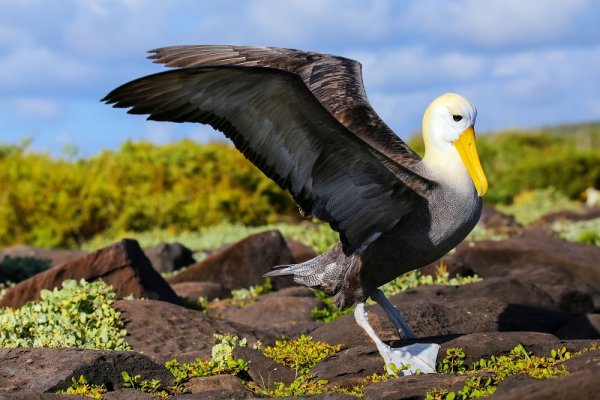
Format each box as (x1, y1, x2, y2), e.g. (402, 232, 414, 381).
(0, 207, 599, 399)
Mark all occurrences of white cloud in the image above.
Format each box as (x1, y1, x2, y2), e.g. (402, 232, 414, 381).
(406, 0, 591, 47)
(354, 46, 486, 90)
(14, 97, 63, 120)
(0, 46, 96, 92)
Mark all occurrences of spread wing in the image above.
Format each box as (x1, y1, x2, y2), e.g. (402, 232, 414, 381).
(148, 45, 421, 166)
(103, 66, 433, 254)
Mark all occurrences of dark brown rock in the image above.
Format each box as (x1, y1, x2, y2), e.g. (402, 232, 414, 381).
(0, 347, 172, 393)
(115, 299, 275, 363)
(167, 231, 295, 290)
(221, 292, 323, 337)
(171, 281, 231, 302)
(491, 367, 600, 400)
(0, 240, 181, 309)
(311, 296, 573, 351)
(390, 277, 559, 310)
(363, 373, 477, 400)
(554, 314, 600, 339)
(479, 205, 522, 236)
(185, 374, 255, 398)
(536, 206, 600, 224)
(439, 332, 562, 365)
(493, 374, 539, 396)
(285, 237, 319, 263)
(561, 348, 600, 373)
(144, 242, 195, 274)
(450, 234, 600, 292)
(310, 345, 383, 386)
(0, 245, 86, 268)
(233, 347, 296, 387)
(102, 389, 155, 400)
(0, 394, 89, 400)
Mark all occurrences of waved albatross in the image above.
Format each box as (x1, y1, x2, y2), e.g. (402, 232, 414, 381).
(103, 45, 488, 374)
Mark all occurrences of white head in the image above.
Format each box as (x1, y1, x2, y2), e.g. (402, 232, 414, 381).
(422, 93, 488, 196)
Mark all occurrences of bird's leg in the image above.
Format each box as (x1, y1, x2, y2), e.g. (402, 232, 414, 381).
(370, 288, 416, 339)
(353, 295, 439, 375)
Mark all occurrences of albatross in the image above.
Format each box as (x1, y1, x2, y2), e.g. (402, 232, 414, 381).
(103, 45, 488, 375)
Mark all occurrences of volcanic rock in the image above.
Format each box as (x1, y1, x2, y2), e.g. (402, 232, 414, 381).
(114, 299, 275, 363)
(491, 367, 600, 400)
(0, 240, 180, 309)
(285, 237, 319, 263)
(233, 347, 296, 387)
(185, 374, 256, 398)
(220, 287, 323, 336)
(143, 242, 195, 274)
(171, 281, 231, 302)
(0, 347, 172, 393)
(167, 230, 295, 290)
(0, 245, 86, 268)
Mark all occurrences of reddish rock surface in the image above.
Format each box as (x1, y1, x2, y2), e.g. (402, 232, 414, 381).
(167, 230, 296, 290)
(219, 287, 323, 336)
(171, 281, 231, 302)
(285, 237, 319, 263)
(114, 299, 276, 363)
(185, 374, 256, 398)
(0, 245, 86, 268)
(143, 241, 195, 274)
(0, 239, 181, 309)
(0, 347, 172, 393)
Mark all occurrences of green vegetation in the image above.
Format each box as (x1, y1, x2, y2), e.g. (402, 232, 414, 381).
(57, 375, 106, 399)
(261, 335, 343, 374)
(165, 334, 249, 384)
(121, 371, 170, 398)
(3, 122, 599, 249)
(83, 221, 338, 254)
(427, 344, 576, 399)
(230, 278, 273, 302)
(497, 187, 579, 225)
(0, 256, 51, 283)
(311, 263, 482, 323)
(553, 218, 600, 246)
(0, 279, 130, 350)
(0, 140, 298, 248)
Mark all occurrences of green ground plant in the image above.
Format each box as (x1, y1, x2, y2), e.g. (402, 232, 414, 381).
(261, 335, 343, 374)
(121, 371, 170, 398)
(165, 334, 249, 384)
(0, 279, 130, 350)
(428, 344, 576, 399)
(552, 218, 600, 246)
(3, 123, 599, 249)
(84, 221, 338, 254)
(57, 375, 106, 399)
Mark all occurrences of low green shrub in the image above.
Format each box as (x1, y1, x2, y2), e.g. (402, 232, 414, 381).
(165, 334, 249, 384)
(553, 218, 600, 246)
(57, 375, 106, 399)
(428, 344, 575, 399)
(0, 279, 130, 350)
(261, 335, 343, 374)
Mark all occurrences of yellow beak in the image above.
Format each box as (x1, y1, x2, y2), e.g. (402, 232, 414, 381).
(452, 125, 488, 197)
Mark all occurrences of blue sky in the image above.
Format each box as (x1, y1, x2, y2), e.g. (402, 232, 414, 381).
(1, 0, 599, 156)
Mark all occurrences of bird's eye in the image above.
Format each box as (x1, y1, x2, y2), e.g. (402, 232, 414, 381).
(453, 115, 463, 122)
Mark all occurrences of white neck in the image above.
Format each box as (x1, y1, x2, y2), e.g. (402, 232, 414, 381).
(421, 122, 474, 195)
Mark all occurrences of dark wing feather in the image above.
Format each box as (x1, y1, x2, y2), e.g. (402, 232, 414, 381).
(148, 45, 421, 166)
(103, 66, 432, 253)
